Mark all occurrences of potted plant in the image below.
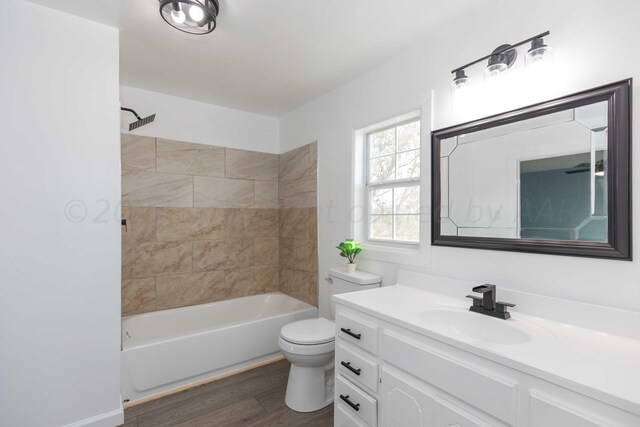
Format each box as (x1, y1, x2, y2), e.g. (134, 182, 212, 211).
(336, 239, 362, 273)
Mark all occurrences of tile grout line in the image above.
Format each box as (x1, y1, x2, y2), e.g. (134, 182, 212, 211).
(154, 207, 158, 310)
(154, 138, 158, 173)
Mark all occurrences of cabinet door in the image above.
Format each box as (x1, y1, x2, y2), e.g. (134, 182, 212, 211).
(379, 367, 435, 427)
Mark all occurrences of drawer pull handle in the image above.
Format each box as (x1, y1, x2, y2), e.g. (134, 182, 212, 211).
(340, 394, 360, 412)
(341, 361, 361, 376)
(340, 328, 361, 340)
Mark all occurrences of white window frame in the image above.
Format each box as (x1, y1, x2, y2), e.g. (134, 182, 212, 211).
(364, 117, 421, 246)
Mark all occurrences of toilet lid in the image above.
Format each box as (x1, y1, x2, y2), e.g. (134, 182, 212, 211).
(280, 318, 335, 345)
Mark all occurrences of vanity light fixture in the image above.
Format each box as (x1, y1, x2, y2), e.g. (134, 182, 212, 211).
(451, 31, 550, 89)
(159, 0, 219, 35)
(451, 69, 469, 89)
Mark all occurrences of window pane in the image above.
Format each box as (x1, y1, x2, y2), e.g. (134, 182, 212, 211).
(369, 215, 393, 240)
(397, 121, 420, 152)
(396, 149, 420, 179)
(369, 154, 395, 183)
(394, 186, 420, 214)
(395, 215, 420, 242)
(369, 188, 393, 214)
(364, 118, 421, 245)
(369, 128, 395, 157)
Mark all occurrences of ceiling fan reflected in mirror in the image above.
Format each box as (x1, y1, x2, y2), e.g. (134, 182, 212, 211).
(565, 159, 606, 176)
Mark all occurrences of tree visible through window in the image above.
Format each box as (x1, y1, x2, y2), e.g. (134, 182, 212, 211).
(366, 119, 420, 243)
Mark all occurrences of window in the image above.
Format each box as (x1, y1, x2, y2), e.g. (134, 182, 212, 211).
(366, 119, 421, 243)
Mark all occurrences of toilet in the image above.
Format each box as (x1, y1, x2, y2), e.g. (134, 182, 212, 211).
(278, 267, 381, 412)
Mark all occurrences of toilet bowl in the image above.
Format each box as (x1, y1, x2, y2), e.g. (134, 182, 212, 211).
(278, 317, 335, 412)
(278, 267, 381, 412)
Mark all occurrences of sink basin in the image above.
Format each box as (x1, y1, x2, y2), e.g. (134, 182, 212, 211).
(420, 308, 552, 345)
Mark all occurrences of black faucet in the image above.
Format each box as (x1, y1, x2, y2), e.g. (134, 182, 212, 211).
(466, 284, 515, 320)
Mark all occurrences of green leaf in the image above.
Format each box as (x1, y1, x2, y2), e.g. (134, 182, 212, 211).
(336, 239, 363, 262)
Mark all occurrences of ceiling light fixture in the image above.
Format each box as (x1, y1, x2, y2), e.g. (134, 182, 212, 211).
(159, 0, 219, 35)
(451, 31, 550, 89)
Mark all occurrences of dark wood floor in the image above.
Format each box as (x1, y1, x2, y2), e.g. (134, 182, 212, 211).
(122, 360, 334, 427)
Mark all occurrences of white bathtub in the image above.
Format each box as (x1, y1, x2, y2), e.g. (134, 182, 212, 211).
(121, 292, 317, 403)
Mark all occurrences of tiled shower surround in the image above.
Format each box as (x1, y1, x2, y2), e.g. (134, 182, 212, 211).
(121, 135, 317, 316)
(278, 143, 318, 306)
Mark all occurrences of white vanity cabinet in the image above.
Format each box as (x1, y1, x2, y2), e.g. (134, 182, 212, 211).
(334, 303, 640, 427)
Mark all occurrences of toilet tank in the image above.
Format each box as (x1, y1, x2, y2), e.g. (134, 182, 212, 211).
(328, 267, 381, 319)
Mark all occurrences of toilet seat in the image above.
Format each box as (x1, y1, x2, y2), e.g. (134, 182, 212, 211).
(280, 317, 335, 345)
(278, 336, 334, 356)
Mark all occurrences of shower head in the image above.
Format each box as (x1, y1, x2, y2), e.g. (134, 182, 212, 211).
(121, 107, 156, 131)
(129, 114, 156, 131)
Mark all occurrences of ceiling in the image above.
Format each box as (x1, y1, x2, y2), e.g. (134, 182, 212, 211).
(27, 0, 120, 27)
(29, 0, 478, 117)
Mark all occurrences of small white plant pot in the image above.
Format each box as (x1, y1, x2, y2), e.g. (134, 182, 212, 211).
(346, 263, 357, 273)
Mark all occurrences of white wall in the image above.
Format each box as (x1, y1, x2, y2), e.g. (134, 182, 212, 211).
(280, 0, 640, 317)
(120, 86, 280, 153)
(0, 1, 122, 426)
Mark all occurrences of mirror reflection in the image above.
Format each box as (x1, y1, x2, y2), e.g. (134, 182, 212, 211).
(439, 101, 608, 242)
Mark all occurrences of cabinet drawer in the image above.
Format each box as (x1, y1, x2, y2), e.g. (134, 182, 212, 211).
(336, 374, 377, 427)
(383, 330, 517, 425)
(529, 391, 606, 427)
(434, 397, 493, 427)
(336, 342, 379, 393)
(336, 310, 379, 355)
(336, 402, 368, 427)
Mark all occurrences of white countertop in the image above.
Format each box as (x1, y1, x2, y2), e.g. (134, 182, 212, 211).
(334, 284, 640, 416)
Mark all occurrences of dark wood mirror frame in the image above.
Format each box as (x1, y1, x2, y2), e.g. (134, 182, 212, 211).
(431, 79, 632, 260)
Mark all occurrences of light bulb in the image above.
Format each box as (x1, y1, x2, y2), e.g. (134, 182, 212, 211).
(189, 5, 204, 21)
(485, 62, 507, 77)
(485, 54, 508, 77)
(171, 9, 186, 24)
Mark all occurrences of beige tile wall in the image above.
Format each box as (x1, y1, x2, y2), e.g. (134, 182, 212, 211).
(121, 135, 282, 316)
(278, 142, 318, 306)
(121, 135, 319, 315)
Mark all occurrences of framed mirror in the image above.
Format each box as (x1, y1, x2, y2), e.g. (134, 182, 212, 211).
(431, 80, 631, 260)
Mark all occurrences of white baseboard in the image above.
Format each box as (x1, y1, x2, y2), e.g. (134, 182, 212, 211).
(62, 406, 124, 427)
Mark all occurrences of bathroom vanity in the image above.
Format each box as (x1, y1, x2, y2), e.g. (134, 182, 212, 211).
(332, 270, 640, 426)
